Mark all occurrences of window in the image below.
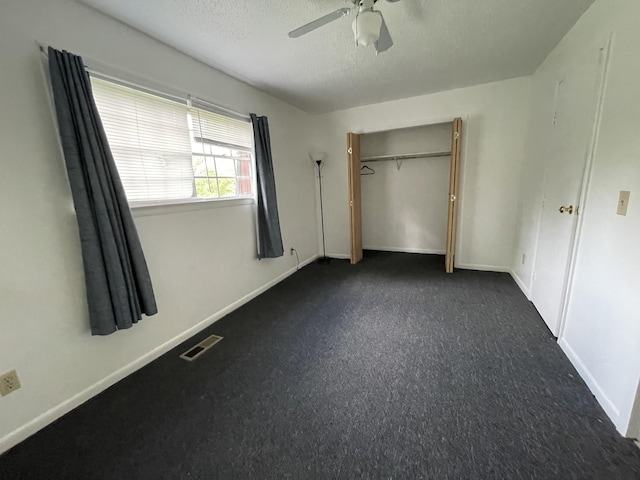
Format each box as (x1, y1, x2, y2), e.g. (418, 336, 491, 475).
(90, 77, 254, 205)
(189, 107, 254, 199)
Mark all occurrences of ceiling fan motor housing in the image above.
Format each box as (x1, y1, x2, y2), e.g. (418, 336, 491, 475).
(357, 0, 376, 9)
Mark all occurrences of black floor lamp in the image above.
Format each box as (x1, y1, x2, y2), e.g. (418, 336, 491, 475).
(311, 151, 330, 264)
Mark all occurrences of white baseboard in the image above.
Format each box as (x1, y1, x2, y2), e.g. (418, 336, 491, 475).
(296, 254, 320, 269)
(510, 270, 531, 299)
(0, 253, 319, 455)
(362, 246, 446, 255)
(558, 337, 624, 434)
(455, 263, 511, 273)
(324, 255, 509, 273)
(326, 253, 350, 260)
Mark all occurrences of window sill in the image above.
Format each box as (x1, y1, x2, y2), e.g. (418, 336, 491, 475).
(131, 197, 255, 218)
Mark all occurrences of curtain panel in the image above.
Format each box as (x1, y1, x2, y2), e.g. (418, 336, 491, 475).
(250, 113, 284, 259)
(48, 47, 157, 335)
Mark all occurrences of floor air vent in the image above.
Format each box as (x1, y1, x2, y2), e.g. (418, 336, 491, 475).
(180, 334, 223, 361)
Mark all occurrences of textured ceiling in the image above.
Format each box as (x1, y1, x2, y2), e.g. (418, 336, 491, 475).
(78, 0, 595, 113)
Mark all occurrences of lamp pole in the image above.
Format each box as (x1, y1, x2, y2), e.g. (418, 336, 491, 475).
(315, 159, 330, 264)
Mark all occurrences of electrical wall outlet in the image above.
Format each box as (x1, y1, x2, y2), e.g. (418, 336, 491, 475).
(522, 253, 526, 265)
(290, 248, 295, 255)
(0, 370, 21, 397)
(617, 190, 631, 216)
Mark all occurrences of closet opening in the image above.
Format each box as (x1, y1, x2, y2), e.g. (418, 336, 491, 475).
(347, 118, 462, 272)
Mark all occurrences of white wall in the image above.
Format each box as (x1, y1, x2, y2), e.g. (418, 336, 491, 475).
(360, 124, 452, 254)
(0, 0, 318, 453)
(511, 0, 640, 434)
(316, 77, 531, 270)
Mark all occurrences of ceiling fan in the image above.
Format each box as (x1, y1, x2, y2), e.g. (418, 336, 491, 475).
(288, 0, 401, 54)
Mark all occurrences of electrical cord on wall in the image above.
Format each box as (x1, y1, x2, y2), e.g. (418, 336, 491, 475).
(291, 248, 300, 270)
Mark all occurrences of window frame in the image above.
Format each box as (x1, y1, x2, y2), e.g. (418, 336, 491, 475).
(89, 73, 257, 210)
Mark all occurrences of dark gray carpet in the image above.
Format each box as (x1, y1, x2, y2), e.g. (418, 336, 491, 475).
(2, 251, 640, 479)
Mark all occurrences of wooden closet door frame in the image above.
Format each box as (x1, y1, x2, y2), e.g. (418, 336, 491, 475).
(347, 132, 363, 264)
(445, 118, 463, 273)
(347, 118, 463, 269)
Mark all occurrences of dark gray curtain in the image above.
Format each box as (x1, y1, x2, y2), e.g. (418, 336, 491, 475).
(250, 113, 284, 259)
(48, 47, 157, 336)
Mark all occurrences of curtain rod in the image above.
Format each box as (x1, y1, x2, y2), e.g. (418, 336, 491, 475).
(361, 151, 452, 162)
(38, 43, 251, 121)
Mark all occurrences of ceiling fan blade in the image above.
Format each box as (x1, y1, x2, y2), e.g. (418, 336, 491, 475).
(374, 14, 394, 53)
(288, 8, 351, 38)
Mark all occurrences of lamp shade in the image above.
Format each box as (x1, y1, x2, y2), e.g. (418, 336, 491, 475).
(352, 11, 382, 46)
(310, 151, 326, 162)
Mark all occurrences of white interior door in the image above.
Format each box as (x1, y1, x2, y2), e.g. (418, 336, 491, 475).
(531, 42, 608, 336)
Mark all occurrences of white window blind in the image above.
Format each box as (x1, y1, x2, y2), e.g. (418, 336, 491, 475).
(90, 76, 254, 205)
(91, 78, 194, 203)
(189, 104, 254, 150)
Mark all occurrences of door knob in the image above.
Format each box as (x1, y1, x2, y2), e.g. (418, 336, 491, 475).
(558, 205, 574, 214)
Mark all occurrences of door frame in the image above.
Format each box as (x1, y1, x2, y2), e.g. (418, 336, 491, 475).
(347, 132, 363, 264)
(446, 118, 463, 273)
(351, 115, 466, 137)
(347, 115, 468, 268)
(529, 34, 613, 340)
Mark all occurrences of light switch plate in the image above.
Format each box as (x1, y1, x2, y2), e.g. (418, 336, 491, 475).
(617, 190, 630, 216)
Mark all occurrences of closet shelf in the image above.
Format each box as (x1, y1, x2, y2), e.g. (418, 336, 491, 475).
(361, 151, 452, 162)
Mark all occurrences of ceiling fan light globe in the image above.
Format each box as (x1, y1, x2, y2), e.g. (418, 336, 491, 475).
(352, 11, 382, 46)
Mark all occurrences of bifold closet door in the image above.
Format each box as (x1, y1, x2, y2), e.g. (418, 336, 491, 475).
(445, 118, 462, 273)
(347, 132, 363, 264)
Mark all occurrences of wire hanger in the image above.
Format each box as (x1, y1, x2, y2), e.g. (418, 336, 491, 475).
(361, 165, 375, 175)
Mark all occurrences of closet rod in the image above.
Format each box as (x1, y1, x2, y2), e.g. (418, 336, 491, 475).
(361, 151, 451, 162)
